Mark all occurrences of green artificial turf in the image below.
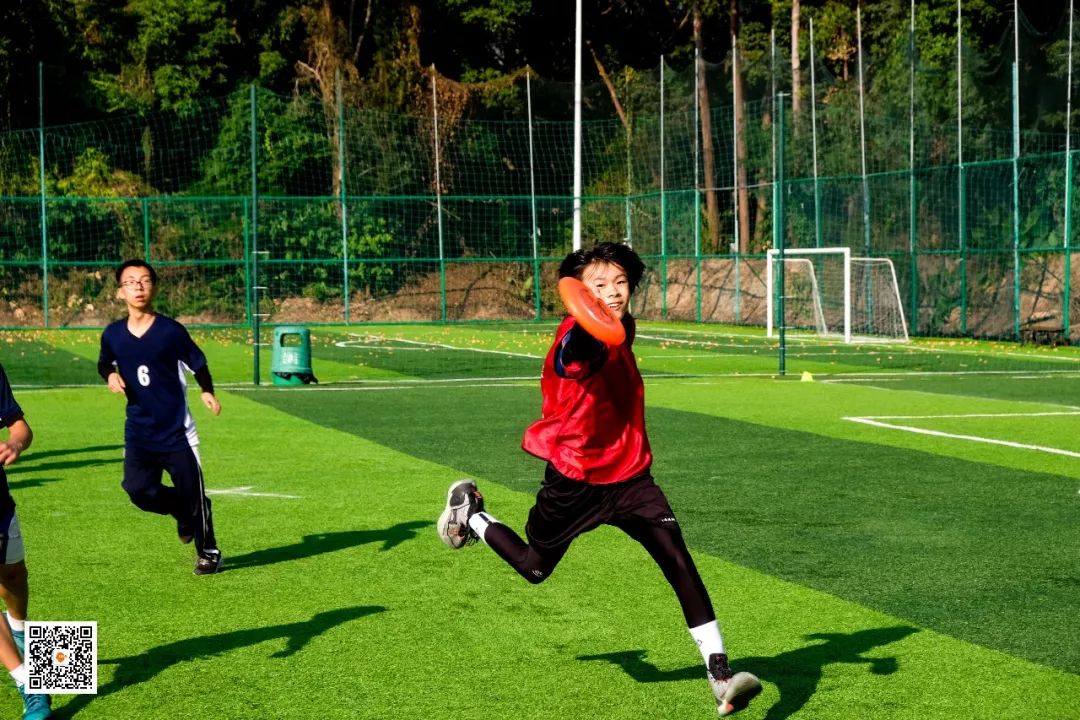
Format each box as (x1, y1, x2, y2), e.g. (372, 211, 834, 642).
(0, 324, 1076, 718)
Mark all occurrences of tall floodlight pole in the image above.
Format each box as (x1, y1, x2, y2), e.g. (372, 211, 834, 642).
(572, 0, 583, 251)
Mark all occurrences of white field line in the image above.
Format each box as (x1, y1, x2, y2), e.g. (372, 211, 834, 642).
(206, 486, 303, 499)
(821, 368, 1080, 379)
(223, 372, 733, 390)
(844, 411, 1080, 458)
(227, 382, 525, 392)
(336, 333, 541, 360)
(636, 333, 752, 348)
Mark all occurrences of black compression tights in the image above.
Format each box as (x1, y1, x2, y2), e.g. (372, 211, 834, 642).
(483, 520, 716, 628)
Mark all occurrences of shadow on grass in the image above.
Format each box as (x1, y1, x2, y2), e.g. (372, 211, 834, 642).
(55, 605, 386, 718)
(6, 444, 124, 477)
(7, 476, 65, 491)
(579, 625, 918, 719)
(223, 520, 432, 571)
(18, 445, 123, 462)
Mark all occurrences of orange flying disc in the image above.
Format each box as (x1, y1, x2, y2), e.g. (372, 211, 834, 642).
(558, 276, 626, 346)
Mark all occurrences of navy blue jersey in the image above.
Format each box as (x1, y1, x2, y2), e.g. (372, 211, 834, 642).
(0, 364, 23, 518)
(98, 315, 209, 452)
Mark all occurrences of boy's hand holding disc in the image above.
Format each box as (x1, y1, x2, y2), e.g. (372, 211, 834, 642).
(558, 277, 626, 346)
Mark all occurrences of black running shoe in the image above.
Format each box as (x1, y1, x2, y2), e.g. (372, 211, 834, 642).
(194, 552, 223, 576)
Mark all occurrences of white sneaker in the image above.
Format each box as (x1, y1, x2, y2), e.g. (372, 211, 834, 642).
(708, 653, 761, 717)
(437, 480, 484, 549)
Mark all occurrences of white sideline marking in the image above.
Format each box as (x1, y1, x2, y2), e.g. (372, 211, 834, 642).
(335, 333, 541, 360)
(844, 411, 1080, 458)
(206, 486, 303, 499)
(228, 382, 524, 392)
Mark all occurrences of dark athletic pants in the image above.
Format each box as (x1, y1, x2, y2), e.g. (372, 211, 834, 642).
(123, 445, 218, 560)
(483, 465, 716, 628)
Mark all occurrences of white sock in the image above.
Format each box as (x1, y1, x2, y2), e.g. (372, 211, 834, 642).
(467, 511, 498, 542)
(9, 664, 27, 688)
(689, 620, 725, 666)
(5, 613, 25, 632)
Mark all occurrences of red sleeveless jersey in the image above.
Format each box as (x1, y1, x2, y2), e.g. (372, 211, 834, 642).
(521, 315, 652, 485)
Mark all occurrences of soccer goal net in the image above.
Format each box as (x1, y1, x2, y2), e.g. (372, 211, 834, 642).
(766, 247, 909, 343)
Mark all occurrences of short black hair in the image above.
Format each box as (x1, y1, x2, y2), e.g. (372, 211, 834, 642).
(115, 259, 157, 285)
(558, 242, 645, 294)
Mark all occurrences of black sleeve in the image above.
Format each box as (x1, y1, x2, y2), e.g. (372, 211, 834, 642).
(97, 332, 117, 382)
(193, 365, 215, 395)
(554, 324, 607, 379)
(97, 359, 117, 382)
(561, 325, 606, 365)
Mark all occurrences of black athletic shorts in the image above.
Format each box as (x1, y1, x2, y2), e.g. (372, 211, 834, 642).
(524, 463, 677, 550)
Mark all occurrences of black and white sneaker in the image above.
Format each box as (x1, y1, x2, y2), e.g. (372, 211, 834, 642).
(437, 480, 484, 549)
(708, 653, 761, 717)
(194, 552, 224, 576)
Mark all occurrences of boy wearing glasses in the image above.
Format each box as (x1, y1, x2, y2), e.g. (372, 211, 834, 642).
(98, 260, 224, 575)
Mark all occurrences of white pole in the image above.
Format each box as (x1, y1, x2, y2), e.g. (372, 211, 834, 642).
(809, 18, 820, 248)
(572, 0, 583, 251)
(432, 65, 446, 320)
(527, 70, 539, 268)
(527, 70, 541, 319)
(432, 66, 443, 260)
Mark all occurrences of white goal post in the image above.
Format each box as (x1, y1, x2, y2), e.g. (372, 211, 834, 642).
(766, 247, 910, 343)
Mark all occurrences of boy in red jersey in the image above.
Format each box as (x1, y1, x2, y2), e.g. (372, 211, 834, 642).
(438, 242, 761, 717)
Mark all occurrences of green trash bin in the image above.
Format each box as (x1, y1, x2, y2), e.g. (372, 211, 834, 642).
(271, 326, 318, 385)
